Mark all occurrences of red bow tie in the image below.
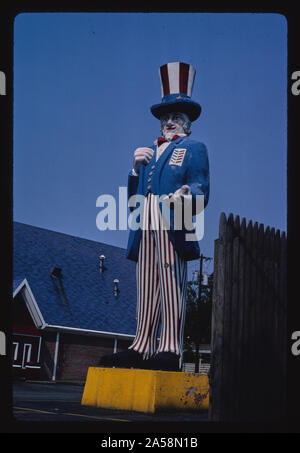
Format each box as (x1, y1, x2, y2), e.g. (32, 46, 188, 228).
(157, 135, 180, 147)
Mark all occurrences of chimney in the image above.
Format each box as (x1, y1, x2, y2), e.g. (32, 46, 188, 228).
(51, 267, 62, 279)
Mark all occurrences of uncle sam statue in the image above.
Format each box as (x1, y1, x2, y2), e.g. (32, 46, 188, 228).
(100, 62, 209, 371)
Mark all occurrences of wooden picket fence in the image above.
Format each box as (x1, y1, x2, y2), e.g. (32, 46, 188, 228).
(209, 213, 287, 422)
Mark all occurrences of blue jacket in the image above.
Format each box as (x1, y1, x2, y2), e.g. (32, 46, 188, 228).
(126, 135, 209, 262)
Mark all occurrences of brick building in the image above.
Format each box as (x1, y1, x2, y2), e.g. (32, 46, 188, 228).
(13, 222, 137, 382)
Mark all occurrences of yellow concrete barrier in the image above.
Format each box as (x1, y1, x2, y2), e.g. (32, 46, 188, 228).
(81, 367, 209, 413)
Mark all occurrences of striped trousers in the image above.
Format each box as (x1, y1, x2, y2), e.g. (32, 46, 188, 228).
(129, 193, 188, 362)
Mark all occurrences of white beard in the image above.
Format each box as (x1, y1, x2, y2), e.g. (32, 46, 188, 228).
(164, 131, 176, 141)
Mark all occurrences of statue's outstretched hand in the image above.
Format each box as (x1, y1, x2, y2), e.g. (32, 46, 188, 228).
(162, 185, 192, 209)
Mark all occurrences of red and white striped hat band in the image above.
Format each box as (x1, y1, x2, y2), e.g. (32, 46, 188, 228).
(159, 62, 196, 98)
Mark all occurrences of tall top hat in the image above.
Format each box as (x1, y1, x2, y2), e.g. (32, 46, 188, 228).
(150, 62, 201, 122)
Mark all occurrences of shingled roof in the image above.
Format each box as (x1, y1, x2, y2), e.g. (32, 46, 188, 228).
(13, 222, 137, 337)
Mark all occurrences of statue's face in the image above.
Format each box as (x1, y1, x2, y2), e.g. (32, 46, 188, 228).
(160, 112, 190, 140)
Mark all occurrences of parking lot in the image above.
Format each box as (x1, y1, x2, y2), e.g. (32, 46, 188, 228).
(12, 380, 209, 425)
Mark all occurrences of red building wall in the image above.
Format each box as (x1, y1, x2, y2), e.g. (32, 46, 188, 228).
(13, 291, 133, 382)
(13, 292, 42, 380)
(57, 334, 115, 381)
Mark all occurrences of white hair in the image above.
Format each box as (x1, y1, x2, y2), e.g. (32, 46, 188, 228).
(180, 113, 192, 135)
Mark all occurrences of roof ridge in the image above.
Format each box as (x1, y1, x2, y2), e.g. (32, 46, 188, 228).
(13, 221, 126, 251)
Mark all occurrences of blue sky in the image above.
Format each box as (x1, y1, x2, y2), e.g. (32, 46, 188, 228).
(13, 12, 287, 278)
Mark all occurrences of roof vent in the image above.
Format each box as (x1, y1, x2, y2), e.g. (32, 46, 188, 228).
(99, 255, 106, 273)
(51, 267, 62, 279)
(113, 279, 120, 297)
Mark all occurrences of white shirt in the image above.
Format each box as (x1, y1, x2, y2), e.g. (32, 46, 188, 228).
(132, 133, 187, 176)
(155, 133, 187, 161)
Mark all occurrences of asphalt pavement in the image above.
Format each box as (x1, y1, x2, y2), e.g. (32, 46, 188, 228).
(12, 380, 209, 425)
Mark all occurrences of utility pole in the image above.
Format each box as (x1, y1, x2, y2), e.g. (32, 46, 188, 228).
(198, 253, 203, 302)
(195, 253, 212, 373)
(197, 254, 212, 300)
(195, 253, 203, 373)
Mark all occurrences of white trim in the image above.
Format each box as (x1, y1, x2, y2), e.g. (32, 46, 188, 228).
(13, 279, 46, 329)
(13, 342, 19, 361)
(37, 337, 42, 362)
(13, 279, 136, 341)
(42, 324, 135, 341)
(113, 337, 118, 353)
(22, 343, 32, 369)
(52, 332, 60, 381)
(13, 279, 27, 298)
(13, 334, 42, 362)
(12, 364, 41, 369)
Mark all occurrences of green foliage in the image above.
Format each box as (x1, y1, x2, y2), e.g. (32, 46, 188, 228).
(183, 273, 213, 367)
